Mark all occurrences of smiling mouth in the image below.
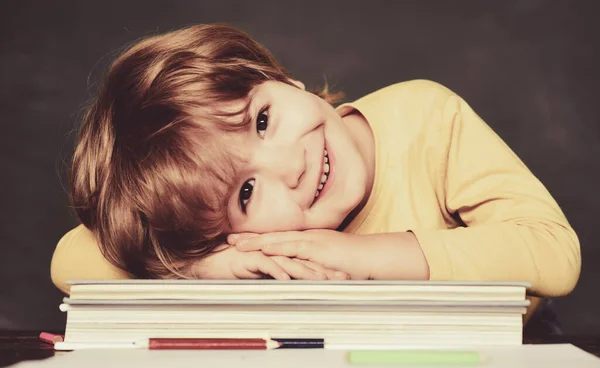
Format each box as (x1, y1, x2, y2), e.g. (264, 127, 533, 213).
(311, 149, 330, 205)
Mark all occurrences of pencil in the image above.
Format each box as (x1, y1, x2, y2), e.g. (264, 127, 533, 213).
(273, 338, 325, 349)
(147, 338, 281, 350)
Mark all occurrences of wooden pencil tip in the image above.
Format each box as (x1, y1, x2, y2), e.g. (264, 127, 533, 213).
(266, 340, 282, 350)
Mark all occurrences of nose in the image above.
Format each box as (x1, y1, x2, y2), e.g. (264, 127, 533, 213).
(259, 144, 306, 189)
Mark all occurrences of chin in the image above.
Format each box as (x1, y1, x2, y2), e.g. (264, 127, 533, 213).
(323, 219, 344, 230)
(310, 213, 346, 230)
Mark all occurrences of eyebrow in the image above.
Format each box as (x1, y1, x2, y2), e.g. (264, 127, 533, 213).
(220, 128, 254, 225)
(216, 92, 262, 222)
(212, 96, 254, 133)
(220, 143, 246, 200)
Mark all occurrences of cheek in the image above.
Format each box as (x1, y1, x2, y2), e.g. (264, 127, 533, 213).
(295, 96, 327, 124)
(240, 203, 306, 233)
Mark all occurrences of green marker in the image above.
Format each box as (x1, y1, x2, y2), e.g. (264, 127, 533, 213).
(348, 350, 485, 366)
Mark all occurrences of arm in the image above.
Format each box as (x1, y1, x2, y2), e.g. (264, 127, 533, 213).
(407, 84, 580, 297)
(50, 226, 348, 294)
(234, 82, 581, 298)
(50, 224, 131, 295)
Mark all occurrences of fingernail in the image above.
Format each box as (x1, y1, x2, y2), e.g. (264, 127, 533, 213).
(229, 234, 239, 241)
(335, 271, 347, 279)
(281, 273, 290, 280)
(237, 239, 247, 246)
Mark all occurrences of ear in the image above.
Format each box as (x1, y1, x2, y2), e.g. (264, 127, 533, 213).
(290, 79, 306, 90)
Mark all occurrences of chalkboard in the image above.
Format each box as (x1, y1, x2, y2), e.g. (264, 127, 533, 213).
(1, 0, 598, 334)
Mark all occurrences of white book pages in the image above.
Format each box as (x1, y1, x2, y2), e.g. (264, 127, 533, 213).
(68, 281, 528, 301)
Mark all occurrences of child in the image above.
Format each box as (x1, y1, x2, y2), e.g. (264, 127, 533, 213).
(51, 24, 580, 308)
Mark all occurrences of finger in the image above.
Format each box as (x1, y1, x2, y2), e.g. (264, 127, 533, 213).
(213, 243, 231, 252)
(231, 269, 267, 280)
(298, 260, 350, 280)
(243, 253, 290, 281)
(227, 232, 260, 245)
(259, 241, 313, 260)
(236, 231, 303, 251)
(271, 257, 326, 281)
(230, 255, 265, 280)
(299, 260, 349, 280)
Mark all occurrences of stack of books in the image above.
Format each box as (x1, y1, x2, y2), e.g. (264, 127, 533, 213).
(56, 280, 530, 350)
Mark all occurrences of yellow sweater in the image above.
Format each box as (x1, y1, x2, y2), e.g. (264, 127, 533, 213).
(51, 80, 581, 299)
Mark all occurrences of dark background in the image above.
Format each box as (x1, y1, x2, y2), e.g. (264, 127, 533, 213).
(1, 0, 598, 334)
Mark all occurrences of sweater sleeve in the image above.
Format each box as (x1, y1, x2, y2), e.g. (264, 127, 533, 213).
(50, 224, 131, 295)
(410, 85, 581, 297)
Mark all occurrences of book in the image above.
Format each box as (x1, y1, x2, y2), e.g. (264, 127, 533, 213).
(67, 279, 528, 301)
(56, 280, 530, 351)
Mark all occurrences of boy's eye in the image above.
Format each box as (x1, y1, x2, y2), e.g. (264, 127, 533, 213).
(239, 179, 255, 213)
(256, 109, 269, 138)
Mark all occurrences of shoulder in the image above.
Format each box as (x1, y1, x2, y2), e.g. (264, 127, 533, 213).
(50, 224, 130, 295)
(357, 79, 456, 107)
(338, 80, 458, 121)
(375, 79, 455, 96)
(51, 225, 89, 294)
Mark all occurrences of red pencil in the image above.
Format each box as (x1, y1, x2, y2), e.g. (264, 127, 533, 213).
(147, 338, 282, 350)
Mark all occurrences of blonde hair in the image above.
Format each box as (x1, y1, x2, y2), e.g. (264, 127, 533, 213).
(71, 24, 343, 279)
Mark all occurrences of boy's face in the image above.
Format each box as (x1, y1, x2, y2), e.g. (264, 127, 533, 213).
(225, 80, 375, 233)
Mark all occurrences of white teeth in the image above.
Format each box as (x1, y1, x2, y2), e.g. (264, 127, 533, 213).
(314, 148, 330, 202)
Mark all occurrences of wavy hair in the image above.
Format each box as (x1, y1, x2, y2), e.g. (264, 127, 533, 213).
(71, 24, 342, 279)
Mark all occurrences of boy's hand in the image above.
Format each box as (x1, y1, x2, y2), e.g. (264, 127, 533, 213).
(191, 244, 349, 281)
(229, 230, 372, 280)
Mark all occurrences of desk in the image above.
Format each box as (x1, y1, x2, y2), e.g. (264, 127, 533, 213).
(1, 331, 599, 367)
